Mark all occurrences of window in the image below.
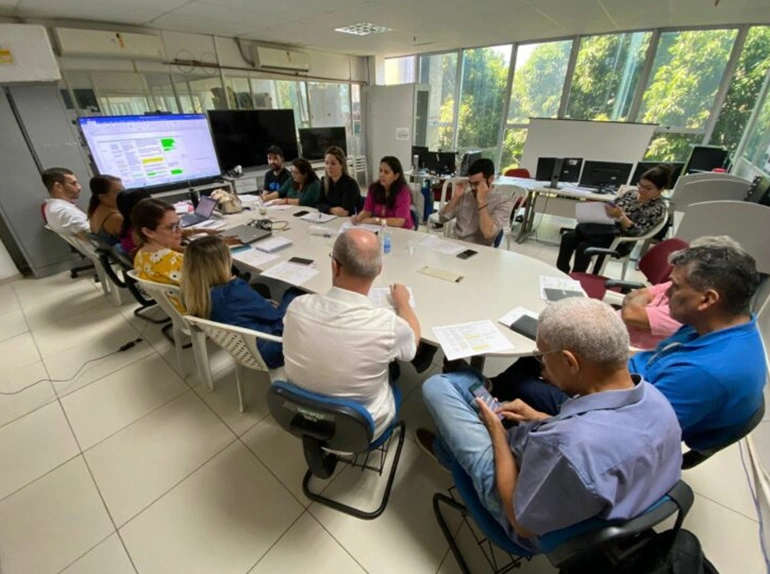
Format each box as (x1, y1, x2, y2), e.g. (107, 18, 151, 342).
(743, 89, 770, 171)
(508, 40, 573, 124)
(500, 127, 528, 171)
(145, 73, 179, 113)
(350, 83, 363, 155)
(644, 133, 704, 162)
(566, 32, 651, 121)
(226, 77, 253, 109)
(418, 52, 458, 150)
(187, 76, 227, 111)
(385, 56, 416, 85)
(456, 45, 512, 158)
(711, 26, 770, 155)
(307, 83, 352, 152)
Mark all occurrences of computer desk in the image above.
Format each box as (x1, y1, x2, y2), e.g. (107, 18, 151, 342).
(211, 204, 572, 365)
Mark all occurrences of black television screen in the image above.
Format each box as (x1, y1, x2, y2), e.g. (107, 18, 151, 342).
(630, 161, 685, 188)
(579, 161, 633, 191)
(299, 127, 347, 161)
(208, 109, 298, 171)
(535, 157, 583, 183)
(684, 146, 729, 174)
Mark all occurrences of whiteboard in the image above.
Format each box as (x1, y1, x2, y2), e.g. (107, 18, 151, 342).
(521, 118, 657, 176)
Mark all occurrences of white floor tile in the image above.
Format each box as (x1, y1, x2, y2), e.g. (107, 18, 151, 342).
(0, 308, 28, 343)
(0, 401, 79, 501)
(0, 361, 56, 428)
(309, 437, 454, 574)
(84, 391, 235, 526)
(120, 441, 303, 574)
(248, 512, 365, 574)
(0, 457, 114, 574)
(21, 288, 111, 333)
(0, 332, 42, 375)
(0, 283, 20, 315)
(60, 534, 135, 574)
(61, 354, 189, 450)
(13, 272, 100, 311)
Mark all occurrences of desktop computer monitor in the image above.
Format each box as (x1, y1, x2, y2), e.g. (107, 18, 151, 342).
(299, 127, 346, 161)
(459, 150, 483, 176)
(684, 145, 729, 174)
(535, 157, 583, 183)
(411, 146, 429, 169)
(579, 161, 634, 191)
(744, 175, 770, 206)
(630, 161, 685, 188)
(423, 151, 456, 175)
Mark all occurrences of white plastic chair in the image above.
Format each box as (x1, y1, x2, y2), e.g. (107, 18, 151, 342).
(428, 177, 467, 233)
(183, 316, 285, 412)
(495, 184, 529, 250)
(127, 270, 212, 387)
(353, 156, 368, 186)
(46, 225, 113, 299)
(591, 214, 670, 279)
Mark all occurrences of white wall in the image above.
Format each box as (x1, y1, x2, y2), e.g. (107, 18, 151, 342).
(0, 238, 19, 281)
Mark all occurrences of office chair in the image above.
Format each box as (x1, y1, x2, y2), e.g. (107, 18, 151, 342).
(434, 461, 694, 573)
(571, 237, 689, 300)
(267, 380, 406, 519)
(41, 203, 95, 279)
(503, 168, 531, 179)
(682, 397, 765, 470)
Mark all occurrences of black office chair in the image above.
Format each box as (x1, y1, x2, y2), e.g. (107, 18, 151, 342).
(682, 397, 765, 470)
(266, 380, 406, 520)
(434, 460, 694, 573)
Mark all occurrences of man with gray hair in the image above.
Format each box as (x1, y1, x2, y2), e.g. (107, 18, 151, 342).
(282, 229, 420, 439)
(419, 298, 681, 552)
(491, 239, 765, 453)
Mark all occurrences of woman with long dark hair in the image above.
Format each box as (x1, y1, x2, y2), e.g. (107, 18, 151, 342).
(267, 158, 322, 207)
(351, 156, 414, 230)
(88, 175, 124, 241)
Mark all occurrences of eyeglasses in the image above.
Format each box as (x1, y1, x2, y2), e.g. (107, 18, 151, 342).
(161, 221, 182, 232)
(531, 349, 562, 365)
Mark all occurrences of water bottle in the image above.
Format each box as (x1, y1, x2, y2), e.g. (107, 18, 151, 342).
(381, 221, 391, 255)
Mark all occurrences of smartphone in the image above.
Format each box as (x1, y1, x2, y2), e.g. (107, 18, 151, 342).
(508, 315, 539, 340)
(457, 249, 478, 260)
(288, 257, 314, 266)
(469, 381, 504, 420)
(293, 210, 310, 217)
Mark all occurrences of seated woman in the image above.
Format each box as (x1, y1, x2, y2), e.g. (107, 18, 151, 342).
(132, 198, 185, 286)
(117, 188, 152, 256)
(180, 235, 301, 369)
(317, 146, 361, 216)
(556, 165, 669, 274)
(88, 175, 124, 243)
(264, 158, 322, 207)
(351, 156, 414, 230)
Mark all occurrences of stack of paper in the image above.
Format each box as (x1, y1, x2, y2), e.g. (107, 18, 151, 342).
(432, 320, 514, 361)
(254, 236, 293, 253)
(231, 248, 280, 269)
(575, 201, 615, 224)
(368, 287, 416, 309)
(419, 234, 466, 256)
(260, 261, 319, 286)
(300, 212, 337, 223)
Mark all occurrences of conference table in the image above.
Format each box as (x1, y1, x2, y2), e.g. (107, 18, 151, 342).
(202, 202, 575, 364)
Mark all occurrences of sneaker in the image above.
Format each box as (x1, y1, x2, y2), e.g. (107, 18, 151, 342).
(411, 343, 438, 373)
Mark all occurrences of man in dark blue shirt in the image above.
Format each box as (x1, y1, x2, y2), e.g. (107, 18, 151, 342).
(262, 145, 291, 194)
(488, 241, 765, 450)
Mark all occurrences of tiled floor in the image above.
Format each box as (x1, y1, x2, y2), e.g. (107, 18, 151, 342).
(0, 227, 766, 574)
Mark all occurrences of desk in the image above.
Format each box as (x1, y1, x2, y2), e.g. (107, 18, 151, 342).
(213, 205, 569, 358)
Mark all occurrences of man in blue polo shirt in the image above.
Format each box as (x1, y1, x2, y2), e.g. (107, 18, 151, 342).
(419, 299, 681, 551)
(483, 240, 765, 451)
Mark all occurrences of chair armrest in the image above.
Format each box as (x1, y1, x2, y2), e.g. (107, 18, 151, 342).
(605, 280, 646, 293)
(583, 247, 619, 258)
(602, 291, 625, 307)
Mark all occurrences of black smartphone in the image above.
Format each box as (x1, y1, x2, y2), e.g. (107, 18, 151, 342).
(293, 210, 310, 217)
(469, 381, 504, 420)
(457, 249, 478, 260)
(508, 315, 539, 340)
(288, 257, 314, 266)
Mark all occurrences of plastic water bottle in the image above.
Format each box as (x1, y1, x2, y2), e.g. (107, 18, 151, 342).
(381, 221, 391, 255)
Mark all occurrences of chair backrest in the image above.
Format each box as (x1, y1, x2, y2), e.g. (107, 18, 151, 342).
(183, 315, 281, 372)
(267, 380, 375, 453)
(504, 168, 531, 179)
(638, 238, 689, 285)
(670, 173, 750, 213)
(127, 270, 186, 326)
(437, 177, 468, 212)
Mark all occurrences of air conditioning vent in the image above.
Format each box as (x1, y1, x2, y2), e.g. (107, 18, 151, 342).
(251, 46, 310, 72)
(54, 27, 164, 61)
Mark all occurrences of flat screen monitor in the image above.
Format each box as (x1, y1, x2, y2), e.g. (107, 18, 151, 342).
(299, 127, 347, 161)
(77, 114, 221, 191)
(423, 151, 456, 175)
(579, 161, 633, 191)
(208, 109, 298, 171)
(745, 175, 770, 206)
(630, 162, 685, 188)
(535, 157, 583, 183)
(684, 146, 729, 174)
(412, 146, 429, 169)
(459, 151, 483, 176)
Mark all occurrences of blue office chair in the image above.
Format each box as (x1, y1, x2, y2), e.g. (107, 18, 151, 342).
(434, 462, 693, 573)
(267, 380, 406, 520)
(410, 205, 421, 231)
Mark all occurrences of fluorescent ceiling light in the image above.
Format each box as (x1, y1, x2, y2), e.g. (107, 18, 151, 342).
(335, 22, 392, 36)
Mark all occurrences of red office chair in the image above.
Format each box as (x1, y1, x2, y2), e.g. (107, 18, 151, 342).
(504, 168, 531, 178)
(571, 238, 689, 300)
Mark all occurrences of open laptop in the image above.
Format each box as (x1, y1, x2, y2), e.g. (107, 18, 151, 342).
(224, 224, 272, 244)
(181, 195, 217, 228)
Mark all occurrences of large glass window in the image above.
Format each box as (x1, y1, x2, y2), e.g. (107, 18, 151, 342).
(418, 52, 458, 150)
(385, 56, 416, 85)
(711, 26, 770, 155)
(566, 32, 651, 121)
(743, 89, 770, 170)
(508, 40, 573, 124)
(226, 77, 253, 109)
(644, 133, 705, 162)
(456, 45, 512, 157)
(187, 76, 227, 111)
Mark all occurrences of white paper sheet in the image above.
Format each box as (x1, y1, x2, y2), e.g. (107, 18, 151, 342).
(575, 201, 615, 224)
(267, 205, 292, 211)
(260, 261, 319, 286)
(432, 320, 514, 361)
(419, 234, 466, 256)
(368, 287, 416, 309)
(231, 248, 280, 269)
(539, 276, 585, 301)
(337, 221, 382, 234)
(300, 212, 337, 223)
(253, 236, 293, 253)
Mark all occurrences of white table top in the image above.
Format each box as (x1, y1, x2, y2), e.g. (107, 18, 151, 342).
(210, 205, 570, 356)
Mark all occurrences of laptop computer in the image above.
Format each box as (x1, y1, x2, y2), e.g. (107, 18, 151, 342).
(224, 224, 272, 244)
(181, 196, 217, 228)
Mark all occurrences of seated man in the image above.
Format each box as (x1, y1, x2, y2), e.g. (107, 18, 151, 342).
(261, 145, 291, 197)
(419, 298, 682, 552)
(282, 229, 420, 439)
(439, 158, 513, 246)
(42, 167, 89, 239)
(492, 241, 765, 451)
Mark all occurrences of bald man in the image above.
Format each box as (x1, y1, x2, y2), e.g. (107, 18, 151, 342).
(282, 229, 420, 440)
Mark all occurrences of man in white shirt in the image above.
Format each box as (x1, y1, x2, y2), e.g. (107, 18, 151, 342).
(282, 229, 420, 439)
(42, 167, 89, 239)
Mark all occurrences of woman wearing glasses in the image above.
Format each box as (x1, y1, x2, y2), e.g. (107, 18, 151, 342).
(263, 158, 322, 207)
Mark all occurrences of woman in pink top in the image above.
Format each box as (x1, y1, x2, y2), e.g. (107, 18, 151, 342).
(352, 156, 414, 230)
(619, 281, 682, 349)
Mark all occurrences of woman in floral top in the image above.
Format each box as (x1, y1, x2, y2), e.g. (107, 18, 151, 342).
(132, 198, 186, 285)
(556, 165, 669, 274)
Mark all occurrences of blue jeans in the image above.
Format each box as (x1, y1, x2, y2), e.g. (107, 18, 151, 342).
(490, 357, 569, 415)
(422, 371, 513, 539)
